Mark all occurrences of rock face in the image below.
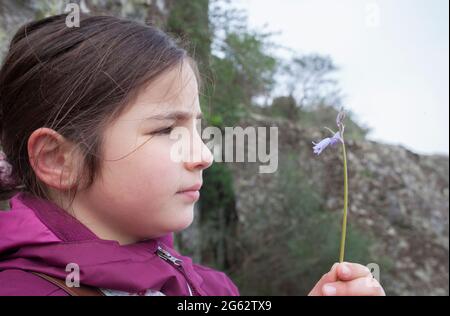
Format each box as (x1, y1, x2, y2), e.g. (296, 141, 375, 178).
(0, 0, 172, 58)
(226, 113, 449, 296)
(0, 0, 34, 58)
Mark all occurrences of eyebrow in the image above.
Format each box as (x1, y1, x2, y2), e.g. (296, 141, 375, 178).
(145, 111, 204, 121)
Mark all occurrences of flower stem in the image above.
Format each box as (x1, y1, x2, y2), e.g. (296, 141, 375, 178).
(339, 140, 348, 263)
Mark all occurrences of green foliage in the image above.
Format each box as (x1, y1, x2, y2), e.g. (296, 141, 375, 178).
(204, 30, 277, 126)
(204, 1, 279, 127)
(265, 95, 299, 120)
(206, 55, 248, 126)
(169, 1, 277, 132)
(198, 163, 237, 270)
(221, 31, 277, 102)
(33, 1, 62, 20)
(166, 0, 211, 70)
(202, 163, 235, 210)
(281, 54, 342, 108)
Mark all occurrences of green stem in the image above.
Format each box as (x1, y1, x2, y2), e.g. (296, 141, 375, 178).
(339, 140, 348, 263)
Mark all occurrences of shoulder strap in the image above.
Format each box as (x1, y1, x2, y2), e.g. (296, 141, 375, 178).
(30, 272, 105, 296)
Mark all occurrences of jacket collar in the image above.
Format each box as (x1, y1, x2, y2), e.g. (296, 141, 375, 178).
(12, 191, 174, 249)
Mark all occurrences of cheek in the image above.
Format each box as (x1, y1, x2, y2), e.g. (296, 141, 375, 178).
(103, 140, 179, 199)
(102, 150, 193, 237)
(88, 139, 193, 238)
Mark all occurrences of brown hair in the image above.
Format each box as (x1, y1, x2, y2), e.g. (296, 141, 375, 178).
(0, 13, 195, 201)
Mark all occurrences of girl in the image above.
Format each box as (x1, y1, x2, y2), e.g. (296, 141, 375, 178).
(0, 14, 385, 296)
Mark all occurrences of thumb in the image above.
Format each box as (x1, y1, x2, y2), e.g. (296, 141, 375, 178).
(308, 262, 339, 296)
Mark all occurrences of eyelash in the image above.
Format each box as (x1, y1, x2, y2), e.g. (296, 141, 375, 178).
(151, 119, 201, 136)
(152, 126, 174, 135)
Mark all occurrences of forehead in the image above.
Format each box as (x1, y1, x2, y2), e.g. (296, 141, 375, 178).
(126, 61, 201, 119)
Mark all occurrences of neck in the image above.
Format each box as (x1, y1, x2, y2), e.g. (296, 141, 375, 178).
(47, 188, 140, 246)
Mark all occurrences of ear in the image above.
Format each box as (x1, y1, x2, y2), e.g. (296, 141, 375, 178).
(27, 127, 81, 190)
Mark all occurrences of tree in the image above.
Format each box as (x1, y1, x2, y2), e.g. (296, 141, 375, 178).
(281, 54, 343, 109)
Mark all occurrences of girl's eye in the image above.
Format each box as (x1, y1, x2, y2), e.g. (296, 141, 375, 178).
(152, 126, 174, 135)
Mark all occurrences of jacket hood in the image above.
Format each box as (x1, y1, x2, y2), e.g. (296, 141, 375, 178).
(0, 192, 239, 296)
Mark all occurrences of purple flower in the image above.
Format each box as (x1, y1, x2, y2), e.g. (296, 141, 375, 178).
(312, 108, 346, 156)
(312, 131, 343, 155)
(311, 107, 351, 263)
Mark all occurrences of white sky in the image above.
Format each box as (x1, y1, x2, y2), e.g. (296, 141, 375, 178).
(236, 0, 449, 155)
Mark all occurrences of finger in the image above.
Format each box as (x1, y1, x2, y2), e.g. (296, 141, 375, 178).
(337, 262, 372, 281)
(308, 262, 339, 296)
(322, 277, 386, 296)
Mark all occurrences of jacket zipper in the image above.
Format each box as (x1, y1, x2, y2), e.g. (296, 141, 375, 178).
(156, 245, 199, 296)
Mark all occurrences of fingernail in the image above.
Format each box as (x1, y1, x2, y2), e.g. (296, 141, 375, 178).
(323, 284, 337, 296)
(341, 263, 351, 276)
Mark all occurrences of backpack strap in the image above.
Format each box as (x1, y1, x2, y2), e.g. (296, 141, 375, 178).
(30, 272, 105, 296)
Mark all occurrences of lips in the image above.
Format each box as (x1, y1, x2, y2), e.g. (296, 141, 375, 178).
(177, 183, 202, 193)
(176, 183, 202, 202)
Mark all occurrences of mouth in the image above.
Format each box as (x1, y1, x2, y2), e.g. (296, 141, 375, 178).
(176, 183, 202, 202)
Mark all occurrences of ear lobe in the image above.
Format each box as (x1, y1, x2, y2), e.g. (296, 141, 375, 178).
(27, 127, 79, 190)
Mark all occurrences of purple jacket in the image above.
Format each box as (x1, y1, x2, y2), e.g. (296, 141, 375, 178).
(0, 192, 239, 296)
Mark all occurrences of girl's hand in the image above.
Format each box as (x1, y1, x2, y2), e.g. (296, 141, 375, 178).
(308, 262, 386, 296)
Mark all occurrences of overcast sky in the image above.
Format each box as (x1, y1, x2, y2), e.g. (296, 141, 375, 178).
(236, 0, 449, 155)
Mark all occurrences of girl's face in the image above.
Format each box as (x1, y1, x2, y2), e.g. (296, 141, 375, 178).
(71, 61, 213, 244)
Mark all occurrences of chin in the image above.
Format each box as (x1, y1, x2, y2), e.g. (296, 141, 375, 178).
(172, 211, 195, 233)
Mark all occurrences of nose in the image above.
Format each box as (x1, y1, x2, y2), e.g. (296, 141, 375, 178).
(184, 129, 214, 172)
(184, 124, 214, 171)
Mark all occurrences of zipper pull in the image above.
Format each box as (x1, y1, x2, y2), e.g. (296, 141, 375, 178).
(156, 246, 183, 266)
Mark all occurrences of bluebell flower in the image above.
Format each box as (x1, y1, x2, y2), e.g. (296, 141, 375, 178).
(312, 108, 346, 156)
(312, 131, 343, 155)
(311, 107, 350, 263)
